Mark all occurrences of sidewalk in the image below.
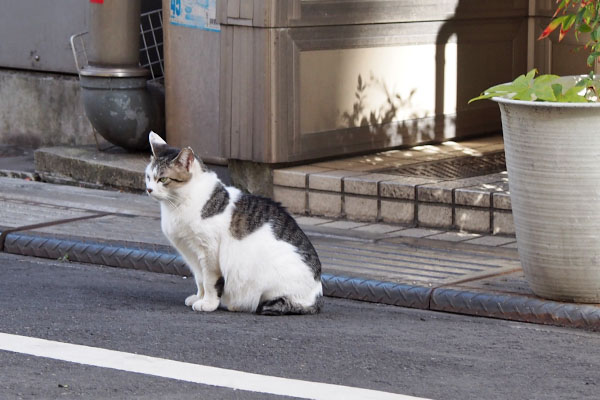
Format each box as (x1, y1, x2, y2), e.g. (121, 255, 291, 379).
(1, 176, 599, 331)
(27, 135, 513, 237)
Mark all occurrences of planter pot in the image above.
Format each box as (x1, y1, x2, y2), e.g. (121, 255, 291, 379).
(495, 97, 600, 303)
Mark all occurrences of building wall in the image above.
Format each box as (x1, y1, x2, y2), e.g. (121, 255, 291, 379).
(0, 0, 161, 148)
(214, 0, 530, 163)
(0, 0, 594, 156)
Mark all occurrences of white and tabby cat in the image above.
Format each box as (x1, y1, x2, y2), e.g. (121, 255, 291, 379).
(145, 132, 322, 315)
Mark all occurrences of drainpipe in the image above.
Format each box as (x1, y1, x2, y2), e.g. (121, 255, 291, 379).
(77, 0, 163, 151)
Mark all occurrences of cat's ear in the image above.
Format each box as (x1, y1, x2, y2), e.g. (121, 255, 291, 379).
(149, 131, 167, 157)
(174, 147, 195, 171)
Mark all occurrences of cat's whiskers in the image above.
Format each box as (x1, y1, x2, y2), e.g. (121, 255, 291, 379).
(163, 194, 178, 209)
(164, 192, 185, 212)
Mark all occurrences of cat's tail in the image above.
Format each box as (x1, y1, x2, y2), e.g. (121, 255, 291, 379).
(256, 296, 323, 316)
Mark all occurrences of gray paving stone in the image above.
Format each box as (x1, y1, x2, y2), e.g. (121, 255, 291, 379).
(417, 173, 508, 204)
(454, 180, 509, 208)
(308, 191, 343, 217)
(493, 192, 512, 210)
(308, 170, 365, 192)
(464, 235, 517, 247)
(274, 186, 306, 214)
(387, 228, 442, 238)
(379, 177, 437, 200)
(454, 189, 491, 208)
(0, 177, 158, 218)
(23, 214, 170, 247)
(0, 199, 97, 229)
(501, 241, 519, 249)
(454, 207, 491, 233)
(318, 220, 368, 230)
(344, 196, 378, 221)
(343, 173, 396, 196)
(294, 216, 332, 226)
(273, 166, 330, 188)
(380, 199, 414, 225)
(426, 232, 481, 242)
(417, 203, 453, 228)
(493, 210, 515, 235)
(352, 224, 404, 235)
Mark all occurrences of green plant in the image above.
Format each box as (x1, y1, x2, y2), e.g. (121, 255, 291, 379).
(469, 69, 599, 103)
(471, 0, 600, 103)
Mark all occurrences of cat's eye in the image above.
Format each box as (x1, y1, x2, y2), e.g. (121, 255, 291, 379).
(158, 177, 169, 184)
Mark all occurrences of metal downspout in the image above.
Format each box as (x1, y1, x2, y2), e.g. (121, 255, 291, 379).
(75, 0, 164, 151)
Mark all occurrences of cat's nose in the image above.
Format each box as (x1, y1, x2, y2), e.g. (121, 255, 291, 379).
(147, 188, 153, 194)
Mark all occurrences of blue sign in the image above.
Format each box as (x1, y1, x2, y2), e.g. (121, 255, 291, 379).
(170, 0, 219, 32)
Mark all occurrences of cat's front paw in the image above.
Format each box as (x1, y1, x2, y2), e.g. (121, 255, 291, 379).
(191, 298, 219, 312)
(185, 294, 201, 307)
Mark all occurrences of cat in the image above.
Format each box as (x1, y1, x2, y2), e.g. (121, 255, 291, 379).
(145, 132, 323, 315)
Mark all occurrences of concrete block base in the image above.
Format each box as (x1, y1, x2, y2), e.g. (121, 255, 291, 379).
(0, 69, 101, 148)
(35, 146, 149, 191)
(34, 146, 232, 193)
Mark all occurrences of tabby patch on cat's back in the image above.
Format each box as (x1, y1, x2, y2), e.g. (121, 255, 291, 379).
(145, 131, 323, 316)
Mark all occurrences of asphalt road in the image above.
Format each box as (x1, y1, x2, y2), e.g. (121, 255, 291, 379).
(1, 252, 599, 400)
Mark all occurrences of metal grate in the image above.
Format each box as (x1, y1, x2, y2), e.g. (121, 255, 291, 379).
(378, 151, 506, 179)
(139, 9, 164, 82)
(70, 8, 164, 82)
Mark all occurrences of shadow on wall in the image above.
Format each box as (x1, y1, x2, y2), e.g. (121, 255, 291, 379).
(332, 0, 514, 152)
(339, 73, 435, 149)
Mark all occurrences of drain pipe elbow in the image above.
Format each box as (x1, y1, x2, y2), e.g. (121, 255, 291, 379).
(78, 0, 164, 151)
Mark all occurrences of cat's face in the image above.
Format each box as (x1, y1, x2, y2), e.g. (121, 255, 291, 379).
(146, 132, 195, 202)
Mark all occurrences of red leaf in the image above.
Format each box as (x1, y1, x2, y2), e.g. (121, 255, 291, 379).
(538, 16, 568, 40)
(559, 28, 567, 41)
(539, 24, 558, 39)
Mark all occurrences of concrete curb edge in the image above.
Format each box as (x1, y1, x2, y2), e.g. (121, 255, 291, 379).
(3, 231, 599, 331)
(431, 287, 600, 330)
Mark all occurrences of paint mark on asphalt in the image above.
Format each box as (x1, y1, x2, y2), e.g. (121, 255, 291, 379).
(0, 332, 430, 400)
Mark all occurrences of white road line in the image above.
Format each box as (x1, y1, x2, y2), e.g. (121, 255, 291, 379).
(0, 332, 430, 400)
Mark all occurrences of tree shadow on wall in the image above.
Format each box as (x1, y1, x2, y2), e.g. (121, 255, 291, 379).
(339, 73, 435, 150)
(331, 1, 529, 156)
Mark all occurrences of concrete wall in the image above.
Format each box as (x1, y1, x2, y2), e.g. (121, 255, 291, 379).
(0, 0, 161, 148)
(0, 69, 100, 147)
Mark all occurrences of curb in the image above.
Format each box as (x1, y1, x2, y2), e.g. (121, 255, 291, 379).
(4, 232, 188, 276)
(3, 231, 600, 331)
(322, 274, 431, 309)
(431, 287, 600, 330)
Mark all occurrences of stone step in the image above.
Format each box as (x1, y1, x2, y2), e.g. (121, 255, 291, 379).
(34, 145, 148, 191)
(273, 134, 514, 236)
(33, 146, 231, 191)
